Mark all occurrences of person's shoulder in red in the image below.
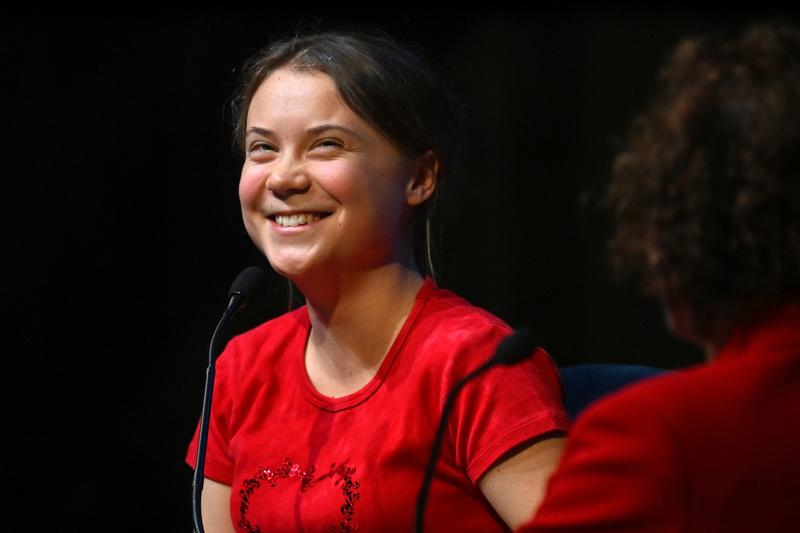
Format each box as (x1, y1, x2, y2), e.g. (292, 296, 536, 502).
(419, 278, 510, 325)
(410, 279, 564, 397)
(517, 304, 800, 533)
(215, 305, 310, 376)
(413, 280, 570, 485)
(396, 279, 507, 368)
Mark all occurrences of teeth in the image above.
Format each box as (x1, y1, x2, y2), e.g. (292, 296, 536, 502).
(274, 213, 322, 227)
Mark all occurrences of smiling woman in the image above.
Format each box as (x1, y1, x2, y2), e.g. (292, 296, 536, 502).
(186, 29, 569, 533)
(239, 69, 426, 282)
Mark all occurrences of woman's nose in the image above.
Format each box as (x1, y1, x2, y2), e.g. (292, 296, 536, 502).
(267, 155, 311, 198)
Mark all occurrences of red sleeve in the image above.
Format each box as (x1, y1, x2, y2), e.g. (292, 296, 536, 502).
(517, 385, 686, 532)
(447, 325, 570, 484)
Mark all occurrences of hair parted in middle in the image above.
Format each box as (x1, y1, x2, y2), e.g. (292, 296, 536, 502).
(230, 29, 463, 279)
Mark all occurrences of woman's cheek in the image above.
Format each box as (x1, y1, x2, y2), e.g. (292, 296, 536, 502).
(310, 159, 354, 198)
(239, 167, 265, 207)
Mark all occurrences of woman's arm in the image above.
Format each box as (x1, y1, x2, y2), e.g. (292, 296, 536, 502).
(201, 478, 236, 533)
(479, 436, 566, 530)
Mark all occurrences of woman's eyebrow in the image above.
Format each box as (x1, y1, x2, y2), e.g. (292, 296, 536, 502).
(245, 124, 364, 143)
(307, 123, 361, 138)
(245, 126, 273, 138)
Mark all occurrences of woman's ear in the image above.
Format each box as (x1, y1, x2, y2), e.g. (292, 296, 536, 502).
(406, 150, 438, 206)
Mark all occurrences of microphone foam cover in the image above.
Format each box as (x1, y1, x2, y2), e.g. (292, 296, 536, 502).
(227, 266, 268, 302)
(493, 327, 539, 366)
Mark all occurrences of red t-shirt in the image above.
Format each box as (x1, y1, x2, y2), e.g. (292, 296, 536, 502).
(187, 279, 569, 532)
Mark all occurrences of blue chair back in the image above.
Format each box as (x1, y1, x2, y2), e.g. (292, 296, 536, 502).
(558, 364, 668, 420)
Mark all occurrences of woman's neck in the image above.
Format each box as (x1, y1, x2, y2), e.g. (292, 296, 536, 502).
(299, 264, 425, 397)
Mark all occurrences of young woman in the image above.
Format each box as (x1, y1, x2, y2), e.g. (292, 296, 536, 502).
(187, 30, 568, 532)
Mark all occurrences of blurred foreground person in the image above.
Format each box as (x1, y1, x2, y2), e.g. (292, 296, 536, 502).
(518, 22, 800, 533)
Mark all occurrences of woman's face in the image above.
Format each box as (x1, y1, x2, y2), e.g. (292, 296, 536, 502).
(239, 68, 427, 282)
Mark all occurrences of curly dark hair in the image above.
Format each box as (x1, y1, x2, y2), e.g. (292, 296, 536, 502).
(608, 23, 800, 342)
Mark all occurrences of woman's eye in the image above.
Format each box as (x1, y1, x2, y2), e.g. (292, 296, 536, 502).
(249, 142, 276, 154)
(314, 139, 343, 150)
(248, 142, 278, 156)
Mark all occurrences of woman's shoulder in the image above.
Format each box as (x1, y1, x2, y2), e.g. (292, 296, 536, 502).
(216, 306, 309, 372)
(420, 282, 511, 335)
(234, 305, 309, 342)
(409, 282, 513, 364)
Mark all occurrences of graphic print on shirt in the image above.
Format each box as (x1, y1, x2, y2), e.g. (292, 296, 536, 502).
(238, 458, 361, 533)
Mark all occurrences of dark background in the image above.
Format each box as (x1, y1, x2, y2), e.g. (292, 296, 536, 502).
(13, 8, 796, 531)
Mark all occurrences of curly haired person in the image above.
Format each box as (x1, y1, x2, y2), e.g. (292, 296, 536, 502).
(518, 22, 800, 533)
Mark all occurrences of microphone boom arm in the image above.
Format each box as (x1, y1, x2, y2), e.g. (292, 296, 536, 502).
(192, 294, 243, 533)
(414, 359, 496, 533)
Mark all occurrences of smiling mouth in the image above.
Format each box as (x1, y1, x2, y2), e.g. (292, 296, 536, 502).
(271, 213, 330, 228)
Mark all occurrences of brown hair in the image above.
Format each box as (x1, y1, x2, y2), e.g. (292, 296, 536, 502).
(608, 23, 800, 340)
(230, 29, 461, 278)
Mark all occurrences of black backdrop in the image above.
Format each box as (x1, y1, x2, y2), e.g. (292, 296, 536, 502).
(14, 9, 796, 531)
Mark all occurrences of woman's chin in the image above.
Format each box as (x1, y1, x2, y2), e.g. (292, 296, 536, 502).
(271, 264, 312, 281)
(267, 256, 323, 284)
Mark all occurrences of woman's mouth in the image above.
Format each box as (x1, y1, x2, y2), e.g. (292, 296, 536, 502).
(271, 213, 330, 228)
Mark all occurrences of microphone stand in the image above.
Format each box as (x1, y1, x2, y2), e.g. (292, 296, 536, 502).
(413, 359, 496, 533)
(414, 327, 537, 533)
(192, 293, 245, 533)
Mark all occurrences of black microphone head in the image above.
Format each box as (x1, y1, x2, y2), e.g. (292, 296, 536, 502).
(227, 266, 268, 303)
(492, 327, 539, 366)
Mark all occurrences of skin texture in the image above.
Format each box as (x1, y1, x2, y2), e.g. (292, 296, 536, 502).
(479, 436, 566, 529)
(201, 479, 235, 533)
(202, 68, 564, 531)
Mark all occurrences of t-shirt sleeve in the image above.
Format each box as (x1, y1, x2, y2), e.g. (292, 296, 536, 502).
(447, 325, 571, 484)
(185, 344, 238, 486)
(516, 386, 684, 532)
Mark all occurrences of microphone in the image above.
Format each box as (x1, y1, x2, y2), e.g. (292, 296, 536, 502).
(192, 267, 268, 533)
(414, 327, 539, 533)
